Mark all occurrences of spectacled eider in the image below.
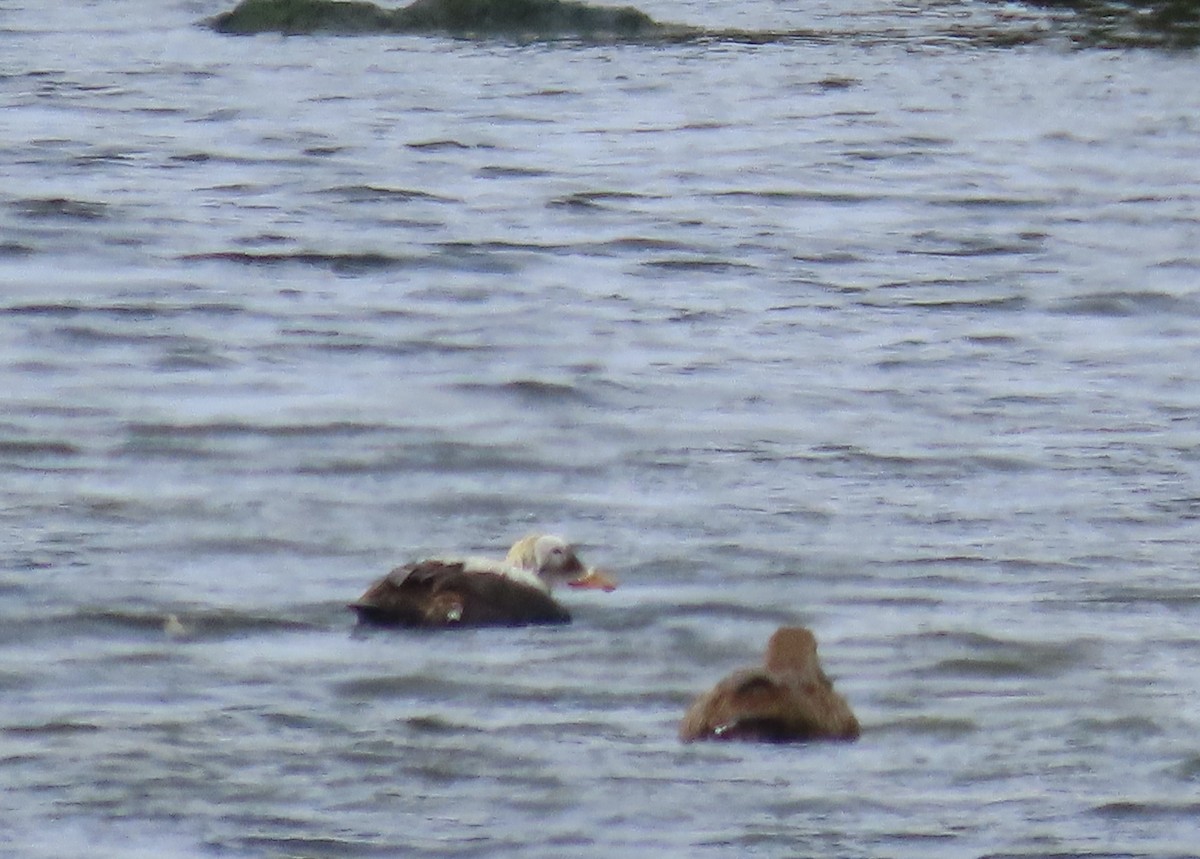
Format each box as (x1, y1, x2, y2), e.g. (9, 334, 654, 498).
(349, 534, 616, 628)
(680, 626, 860, 743)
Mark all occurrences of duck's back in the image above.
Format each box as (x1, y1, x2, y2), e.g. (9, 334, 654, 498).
(679, 668, 859, 742)
(350, 559, 571, 628)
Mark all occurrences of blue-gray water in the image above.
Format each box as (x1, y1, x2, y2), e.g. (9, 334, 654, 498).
(3, 1, 1200, 856)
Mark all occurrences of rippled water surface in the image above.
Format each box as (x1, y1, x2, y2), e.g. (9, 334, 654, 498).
(3, 1, 1200, 856)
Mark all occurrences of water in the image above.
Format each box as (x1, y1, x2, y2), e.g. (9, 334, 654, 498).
(3, 1, 1199, 856)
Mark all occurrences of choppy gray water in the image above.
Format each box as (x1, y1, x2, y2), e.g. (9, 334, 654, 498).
(3, 1, 1200, 856)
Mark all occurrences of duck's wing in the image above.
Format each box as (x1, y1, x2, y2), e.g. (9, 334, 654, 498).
(680, 669, 796, 742)
(679, 668, 860, 743)
(349, 559, 571, 628)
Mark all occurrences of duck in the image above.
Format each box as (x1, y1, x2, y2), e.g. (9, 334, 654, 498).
(679, 626, 860, 743)
(349, 534, 617, 628)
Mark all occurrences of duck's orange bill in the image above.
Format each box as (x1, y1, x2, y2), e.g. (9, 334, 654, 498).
(568, 568, 618, 592)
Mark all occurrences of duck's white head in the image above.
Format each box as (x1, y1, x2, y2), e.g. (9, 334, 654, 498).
(505, 534, 618, 592)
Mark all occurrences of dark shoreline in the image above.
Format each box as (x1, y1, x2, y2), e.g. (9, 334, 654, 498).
(207, 0, 1200, 48)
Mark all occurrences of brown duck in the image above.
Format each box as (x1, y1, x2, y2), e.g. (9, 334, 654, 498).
(680, 626, 860, 743)
(349, 534, 616, 628)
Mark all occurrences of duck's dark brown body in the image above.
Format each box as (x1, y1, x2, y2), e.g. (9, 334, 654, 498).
(350, 559, 572, 628)
(680, 627, 860, 743)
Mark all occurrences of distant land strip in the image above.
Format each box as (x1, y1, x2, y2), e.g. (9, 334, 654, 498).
(207, 0, 1200, 48)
